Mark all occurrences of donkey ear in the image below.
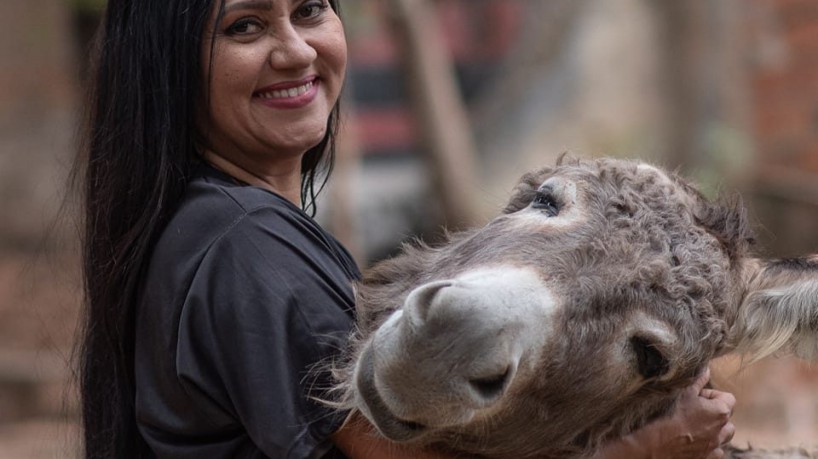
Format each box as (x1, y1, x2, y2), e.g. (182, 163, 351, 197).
(728, 256, 818, 362)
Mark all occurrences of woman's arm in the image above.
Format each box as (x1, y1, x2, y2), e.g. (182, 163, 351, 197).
(332, 413, 459, 459)
(334, 369, 735, 459)
(594, 369, 736, 459)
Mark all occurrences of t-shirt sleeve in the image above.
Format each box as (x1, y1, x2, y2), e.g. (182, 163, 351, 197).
(175, 211, 354, 458)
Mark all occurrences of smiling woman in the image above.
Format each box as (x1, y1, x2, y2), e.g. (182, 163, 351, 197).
(200, 0, 348, 205)
(74, 0, 364, 457)
(74, 0, 736, 458)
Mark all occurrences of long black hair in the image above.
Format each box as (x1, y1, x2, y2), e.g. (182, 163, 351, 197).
(76, 0, 340, 457)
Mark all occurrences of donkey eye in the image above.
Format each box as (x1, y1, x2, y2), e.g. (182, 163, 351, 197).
(631, 336, 669, 379)
(532, 190, 560, 217)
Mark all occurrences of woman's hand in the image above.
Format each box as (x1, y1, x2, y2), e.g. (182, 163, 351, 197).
(595, 368, 736, 459)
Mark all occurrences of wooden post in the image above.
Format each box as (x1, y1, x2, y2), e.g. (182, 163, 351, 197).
(387, 0, 482, 230)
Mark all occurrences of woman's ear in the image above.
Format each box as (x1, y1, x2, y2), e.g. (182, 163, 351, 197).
(728, 256, 818, 363)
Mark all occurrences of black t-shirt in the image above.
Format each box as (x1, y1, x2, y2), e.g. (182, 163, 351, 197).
(134, 164, 359, 458)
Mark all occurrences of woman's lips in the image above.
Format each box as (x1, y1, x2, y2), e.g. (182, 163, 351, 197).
(254, 77, 320, 109)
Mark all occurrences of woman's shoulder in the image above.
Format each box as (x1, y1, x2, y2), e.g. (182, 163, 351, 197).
(150, 163, 359, 282)
(139, 164, 359, 334)
(177, 163, 301, 231)
(162, 164, 312, 249)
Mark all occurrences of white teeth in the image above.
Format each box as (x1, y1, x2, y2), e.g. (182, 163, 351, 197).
(258, 81, 314, 100)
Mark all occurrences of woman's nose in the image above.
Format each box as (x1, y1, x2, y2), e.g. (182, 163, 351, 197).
(269, 27, 317, 70)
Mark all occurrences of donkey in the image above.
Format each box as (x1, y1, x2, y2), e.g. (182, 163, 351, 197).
(331, 157, 818, 459)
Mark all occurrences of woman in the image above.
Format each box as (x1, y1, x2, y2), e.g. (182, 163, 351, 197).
(76, 0, 735, 458)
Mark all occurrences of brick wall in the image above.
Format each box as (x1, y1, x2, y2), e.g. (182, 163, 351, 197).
(754, 0, 818, 170)
(750, 0, 818, 255)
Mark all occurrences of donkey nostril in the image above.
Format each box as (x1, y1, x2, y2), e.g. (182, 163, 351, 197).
(468, 367, 511, 401)
(405, 280, 455, 325)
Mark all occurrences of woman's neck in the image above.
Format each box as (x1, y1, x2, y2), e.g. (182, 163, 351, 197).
(203, 150, 302, 207)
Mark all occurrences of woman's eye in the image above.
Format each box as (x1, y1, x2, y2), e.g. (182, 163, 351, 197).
(532, 191, 560, 217)
(294, 1, 328, 20)
(226, 18, 263, 35)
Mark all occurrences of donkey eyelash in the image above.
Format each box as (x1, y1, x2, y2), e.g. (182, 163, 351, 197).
(532, 191, 560, 217)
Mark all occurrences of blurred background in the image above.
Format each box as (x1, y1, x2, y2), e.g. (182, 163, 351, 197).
(0, 0, 816, 456)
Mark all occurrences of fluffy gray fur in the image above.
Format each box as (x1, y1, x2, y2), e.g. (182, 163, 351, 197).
(326, 157, 817, 459)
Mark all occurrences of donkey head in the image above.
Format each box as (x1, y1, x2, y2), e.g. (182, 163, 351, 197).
(336, 158, 818, 458)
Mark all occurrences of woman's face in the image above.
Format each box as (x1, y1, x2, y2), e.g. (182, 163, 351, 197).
(201, 0, 346, 172)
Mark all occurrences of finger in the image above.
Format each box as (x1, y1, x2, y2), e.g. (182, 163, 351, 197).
(714, 391, 737, 411)
(705, 448, 726, 459)
(698, 389, 736, 416)
(718, 422, 736, 446)
(715, 394, 737, 419)
(692, 367, 712, 394)
(701, 388, 736, 404)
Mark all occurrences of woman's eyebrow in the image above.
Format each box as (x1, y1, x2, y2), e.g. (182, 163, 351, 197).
(224, 0, 274, 12)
